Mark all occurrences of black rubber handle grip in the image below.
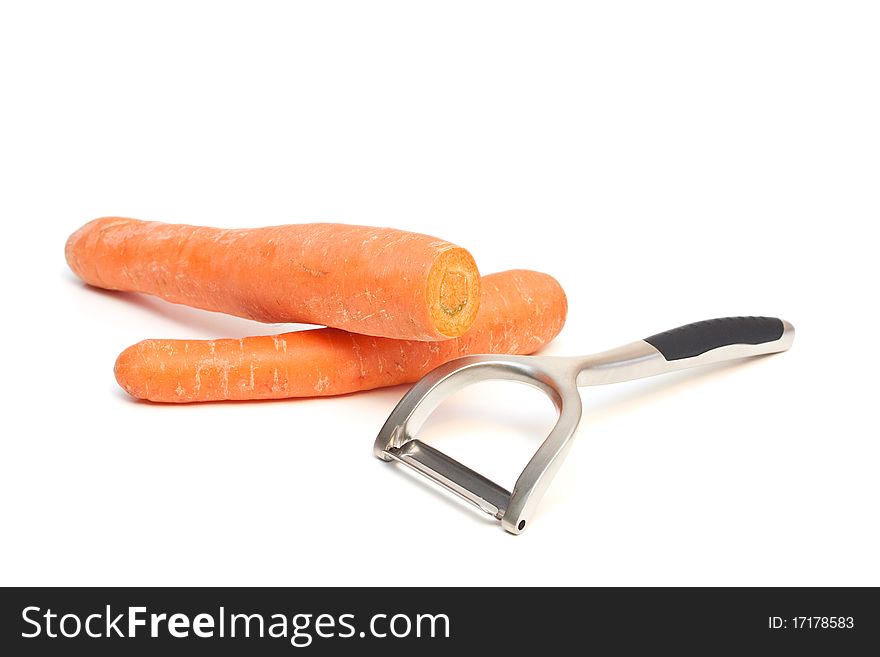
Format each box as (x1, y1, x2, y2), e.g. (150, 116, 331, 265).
(644, 316, 785, 361)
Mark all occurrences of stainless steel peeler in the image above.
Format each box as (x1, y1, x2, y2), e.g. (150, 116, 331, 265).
(374, 316, 795, 534)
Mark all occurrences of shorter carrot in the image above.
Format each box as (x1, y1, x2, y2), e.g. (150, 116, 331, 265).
(114, 270, 567, 402)
(66, 218, 481, 340)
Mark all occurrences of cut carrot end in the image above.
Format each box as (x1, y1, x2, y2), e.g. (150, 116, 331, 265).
(426, 246, 481, 338)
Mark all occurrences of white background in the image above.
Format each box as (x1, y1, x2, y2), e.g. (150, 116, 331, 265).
(1, 1, 877, 586)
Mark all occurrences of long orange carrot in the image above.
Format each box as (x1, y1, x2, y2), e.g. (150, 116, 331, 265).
(114, 270, 567, 402)
(66, 217, 481, 341)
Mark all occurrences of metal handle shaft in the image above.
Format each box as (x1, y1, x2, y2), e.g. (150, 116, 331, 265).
(575, 317, 794, 387)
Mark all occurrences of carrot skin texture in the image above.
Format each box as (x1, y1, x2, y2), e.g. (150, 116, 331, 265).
(114, 270, 568, 402)
(66, 217, 480, 340)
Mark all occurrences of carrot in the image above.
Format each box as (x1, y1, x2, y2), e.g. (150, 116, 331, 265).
(66, 217, 481, 341)
(114, 270, 567, 403)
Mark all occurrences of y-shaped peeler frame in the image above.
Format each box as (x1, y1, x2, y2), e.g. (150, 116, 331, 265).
(374, 317, 795, 534)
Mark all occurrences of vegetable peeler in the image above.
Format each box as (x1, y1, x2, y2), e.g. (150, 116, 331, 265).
(374, 316, 794, 534)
